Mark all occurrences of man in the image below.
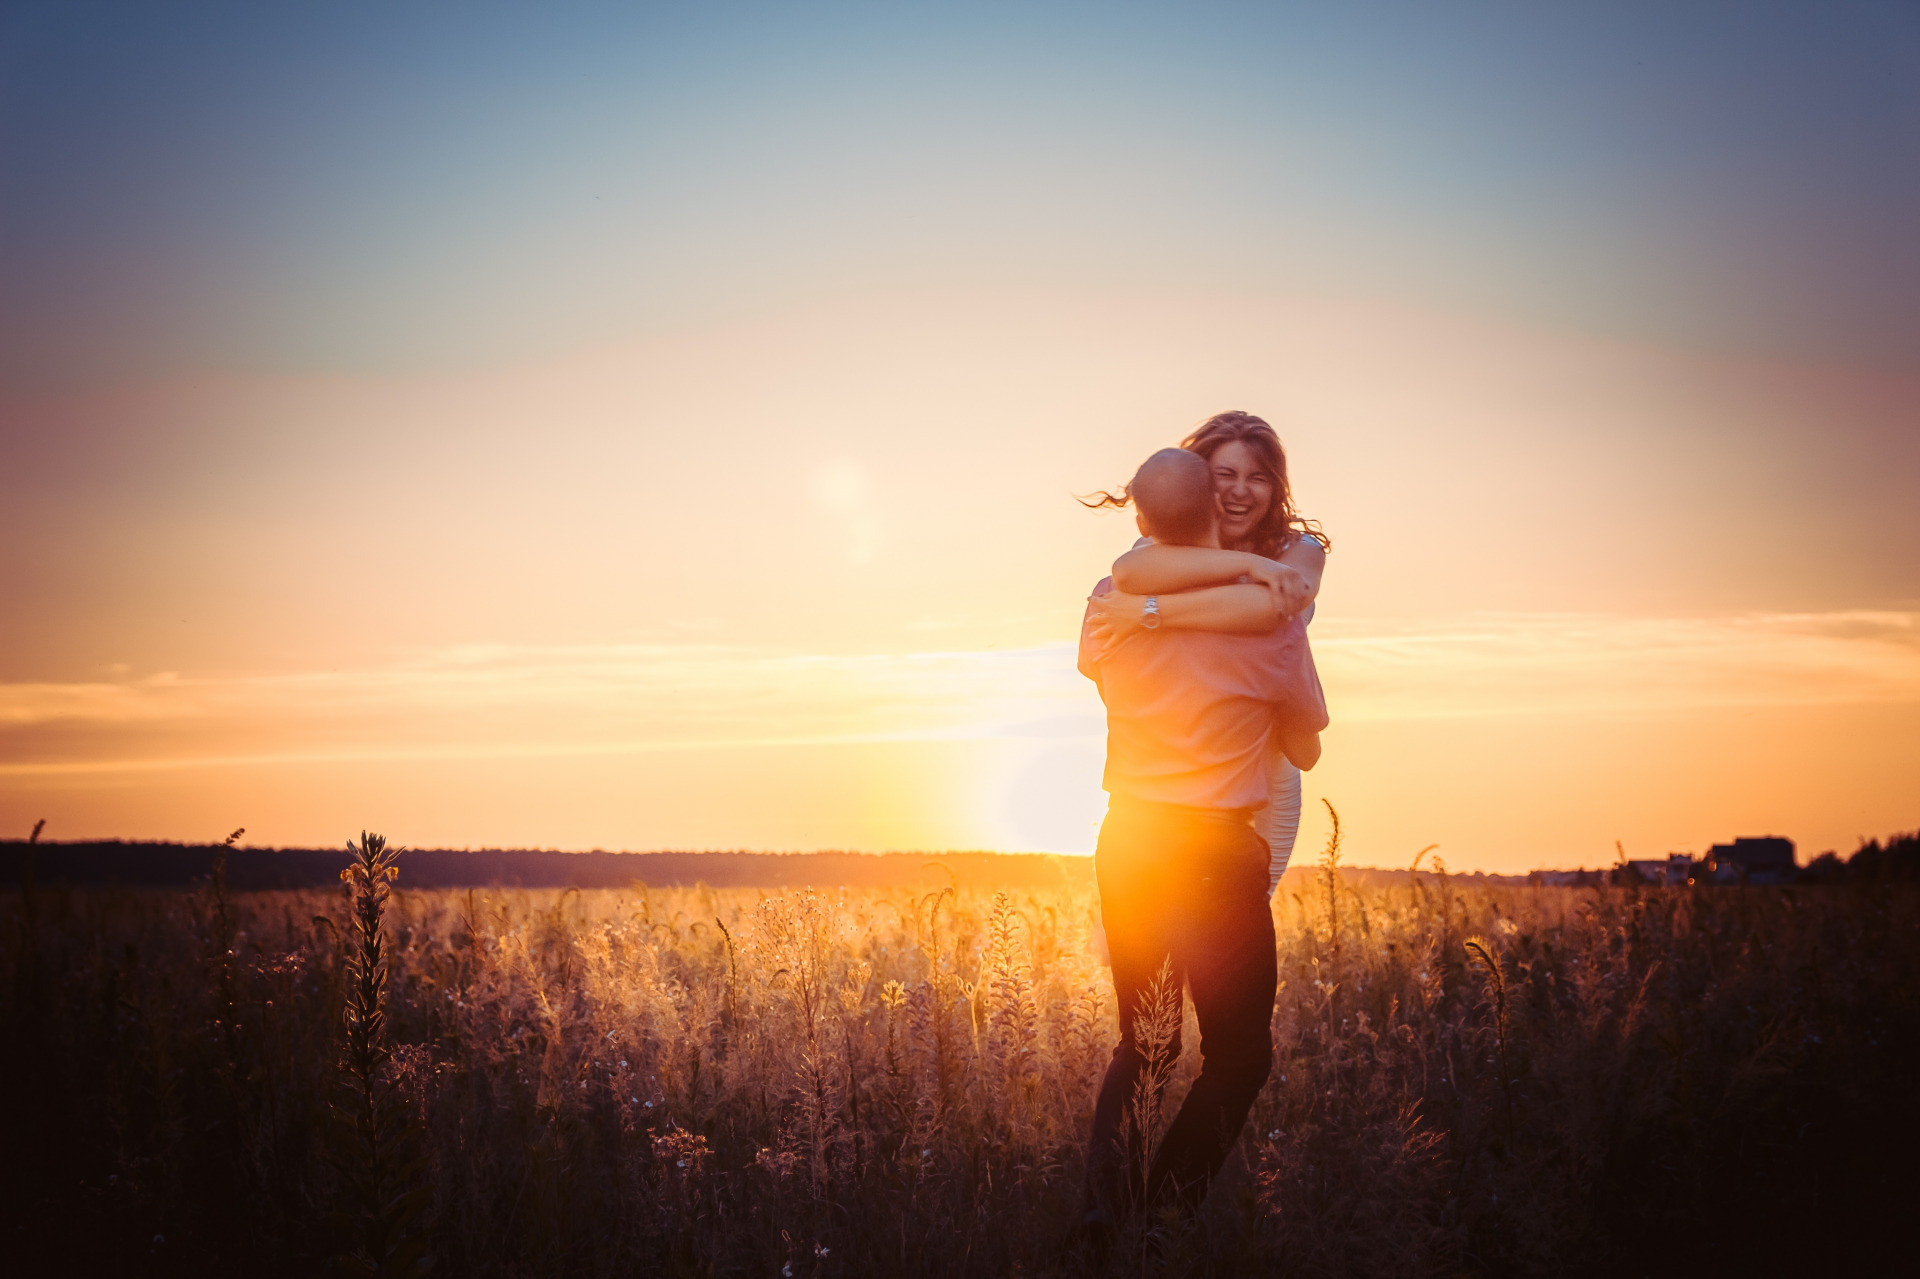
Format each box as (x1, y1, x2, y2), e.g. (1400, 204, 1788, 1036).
(1077, 447, 1328, 1232)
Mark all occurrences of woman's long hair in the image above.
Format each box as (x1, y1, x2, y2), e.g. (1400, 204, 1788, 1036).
(1179, 410, 1328, 558)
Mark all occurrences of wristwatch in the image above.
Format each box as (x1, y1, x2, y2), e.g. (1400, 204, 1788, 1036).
(1141, 596, 1161, 629)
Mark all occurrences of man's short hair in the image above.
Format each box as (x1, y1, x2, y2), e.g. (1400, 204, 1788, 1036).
(1129, 448, 1217, 546)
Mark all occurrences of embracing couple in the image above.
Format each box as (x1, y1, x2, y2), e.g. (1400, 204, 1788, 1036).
(1075, 410, 1329, 1241)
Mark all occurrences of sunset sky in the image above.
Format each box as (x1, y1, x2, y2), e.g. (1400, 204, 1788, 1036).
(4, 2, 1917, 870)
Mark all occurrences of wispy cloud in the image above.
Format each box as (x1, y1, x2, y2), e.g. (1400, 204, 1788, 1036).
(0, 643, 1100, 774)
(1316, 610, 1920, 721)
(5, 611, 1915, 777)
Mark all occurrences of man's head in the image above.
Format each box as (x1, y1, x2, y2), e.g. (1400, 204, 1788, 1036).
(1128, 447, 1219, 546)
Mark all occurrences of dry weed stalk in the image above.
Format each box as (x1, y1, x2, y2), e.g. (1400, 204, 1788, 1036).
(1463, 935, 1515, 1138)
(331, 831, 433, 1277)
(1122, 956, 1182, 1212)
(1320, 799, 1344, 960)
(15, 819, 44, 1005)
(207, 827, 244, 1064)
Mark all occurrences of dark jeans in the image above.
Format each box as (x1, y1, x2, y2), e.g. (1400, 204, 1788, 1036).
(1086, 797, 1278, 1221)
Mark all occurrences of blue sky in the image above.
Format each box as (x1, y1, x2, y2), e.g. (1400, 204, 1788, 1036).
(6, 2, 1918, 385)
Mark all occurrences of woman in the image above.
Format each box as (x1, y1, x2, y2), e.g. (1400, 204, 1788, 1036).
(1085, 410, 1330, 893)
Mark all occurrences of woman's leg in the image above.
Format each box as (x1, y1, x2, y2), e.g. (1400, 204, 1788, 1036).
(1265, 758, 1302, 895)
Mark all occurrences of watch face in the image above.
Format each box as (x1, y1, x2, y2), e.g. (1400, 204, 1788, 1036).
(1142, 613, 1161, 629)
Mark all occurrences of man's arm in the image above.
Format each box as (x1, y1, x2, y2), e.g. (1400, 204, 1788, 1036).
(1219, 600, 1329, 760)
(1077, 582, 1110, 685)
(1113, 543, 1314, 616)
(1275, 724, 1322, 771)
(1085, 583, 1280, 653)
(1264, 632, 1330, 758)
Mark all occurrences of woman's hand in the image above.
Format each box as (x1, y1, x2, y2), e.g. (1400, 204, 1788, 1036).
(1243, 560, 1313, 618)
(1085, 588, 1149, 653)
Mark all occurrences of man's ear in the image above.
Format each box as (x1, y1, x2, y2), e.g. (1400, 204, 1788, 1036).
(1135, 512, 1153, 539)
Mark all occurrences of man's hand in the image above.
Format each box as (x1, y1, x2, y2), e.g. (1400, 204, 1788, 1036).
(1276, 725, 1322, 771)
(1085, 589, 1149, 655)
(1244, 560, 1312, 618)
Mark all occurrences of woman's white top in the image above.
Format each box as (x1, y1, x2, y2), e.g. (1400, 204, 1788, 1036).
(1262, 595, 1313, 897)
(1265, 755, 1303, 896)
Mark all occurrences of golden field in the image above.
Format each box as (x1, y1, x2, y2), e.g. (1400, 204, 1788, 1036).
(3, 837, 1916, 1276)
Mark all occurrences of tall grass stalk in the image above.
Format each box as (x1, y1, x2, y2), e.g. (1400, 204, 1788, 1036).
(332, 831, 432, 1277)
(207, 827, 244, 1064)
(1463, 936, 1514, 1139)
(13, 819, 44, 1027)
(1319, 799, 1344, 960)
(1122, 956, 1182, 1217)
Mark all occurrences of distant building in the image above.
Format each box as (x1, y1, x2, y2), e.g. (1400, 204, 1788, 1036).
(1624, 854, 1697, 886)
(1706, 836, 1796, 885)
(1530, 869, 1606, 887)
(1541, 837, 1802, 889)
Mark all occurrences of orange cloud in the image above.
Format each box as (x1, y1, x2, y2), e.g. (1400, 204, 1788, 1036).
(4, 610, 1914, 866)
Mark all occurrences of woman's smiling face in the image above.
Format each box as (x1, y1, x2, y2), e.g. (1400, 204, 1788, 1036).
(1208, 439, 1275, 550)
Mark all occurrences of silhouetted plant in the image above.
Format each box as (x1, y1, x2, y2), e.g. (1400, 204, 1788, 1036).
(1319, 799, 1344, 960)
(13, 819, 44, 1020)
(1463, 935, 1514, 1139)
(330, 831, 433, 1277)
(207, 827, 244, 1064)
(1121, 956, 1181, 1214)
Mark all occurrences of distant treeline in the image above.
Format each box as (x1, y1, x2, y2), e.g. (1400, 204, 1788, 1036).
(3, 832, 1911, 891)
(1797, 830, 1920, 883)
(0, 840, 1555, 892)
(0, 840, 1098, 891)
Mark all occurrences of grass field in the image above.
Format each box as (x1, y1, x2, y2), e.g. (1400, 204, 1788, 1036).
(4, 834, 1916, 1276)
